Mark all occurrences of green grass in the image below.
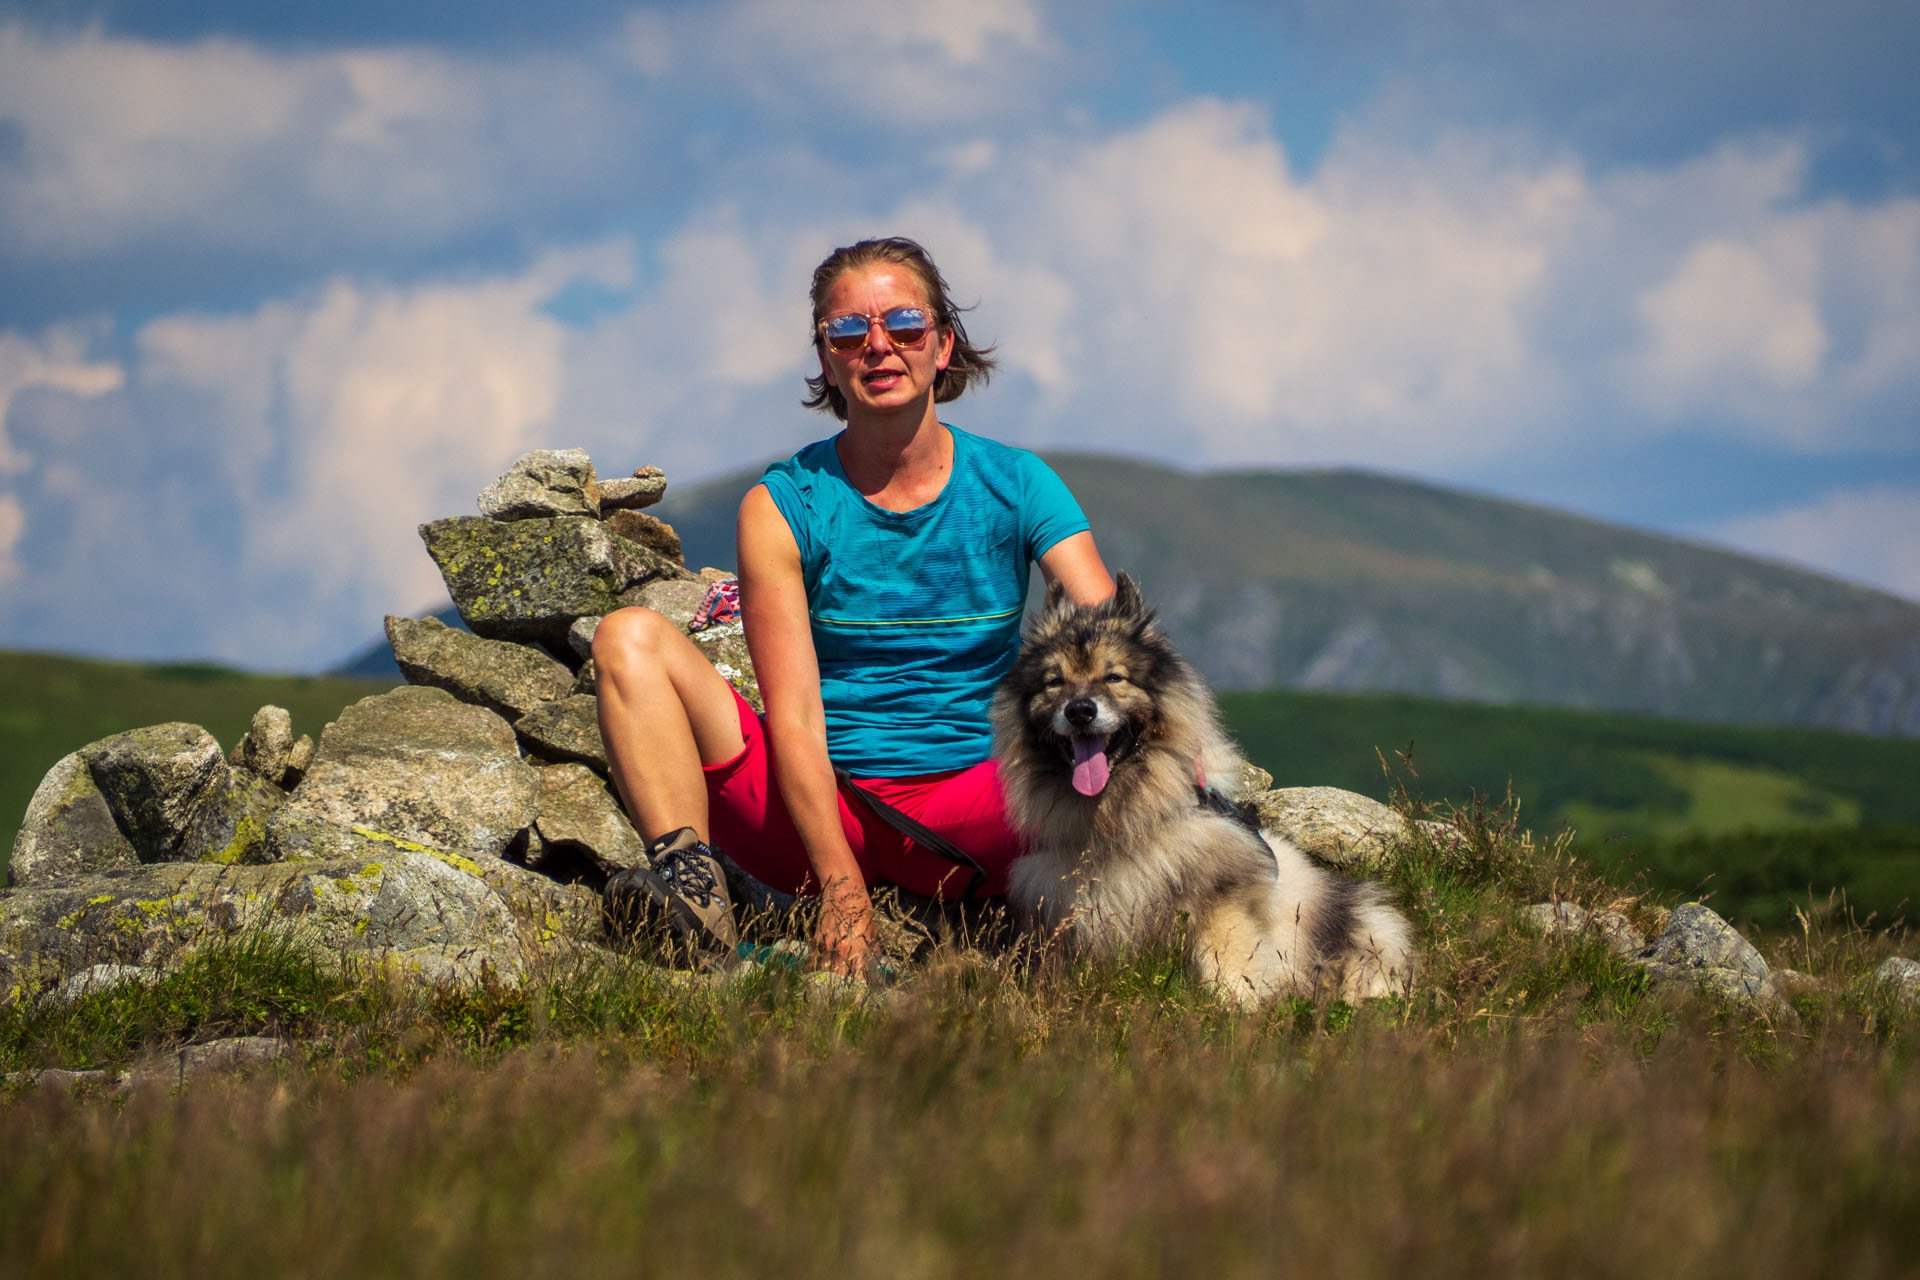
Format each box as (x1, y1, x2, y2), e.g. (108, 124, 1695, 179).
(2, 799, 1917, 1277)
(1, 649, 393, 873)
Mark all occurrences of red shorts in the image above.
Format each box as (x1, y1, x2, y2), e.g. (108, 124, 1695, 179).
(703, 689, 1021, 899)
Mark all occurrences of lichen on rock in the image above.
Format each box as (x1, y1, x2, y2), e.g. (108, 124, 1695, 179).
(289, 686, 539, 860)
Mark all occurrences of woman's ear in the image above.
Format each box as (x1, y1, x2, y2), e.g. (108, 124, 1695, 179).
(818, 346, 838, 388)
(935, 324, 954, 372)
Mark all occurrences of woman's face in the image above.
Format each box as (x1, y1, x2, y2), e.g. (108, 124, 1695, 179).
(816, 263, 954, 421)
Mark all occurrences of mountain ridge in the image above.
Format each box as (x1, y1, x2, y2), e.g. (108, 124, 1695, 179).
(342, 455, 1920, 737)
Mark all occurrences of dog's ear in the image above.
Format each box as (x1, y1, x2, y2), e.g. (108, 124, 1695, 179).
(1044, 576, 1068, 612)
(1112, 571, 1144, 615)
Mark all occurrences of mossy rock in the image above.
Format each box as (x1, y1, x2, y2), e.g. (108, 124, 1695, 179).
(419, 515, 688, 648)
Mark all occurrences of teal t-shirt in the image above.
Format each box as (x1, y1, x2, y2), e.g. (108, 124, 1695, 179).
(760, 424, 1089, 777)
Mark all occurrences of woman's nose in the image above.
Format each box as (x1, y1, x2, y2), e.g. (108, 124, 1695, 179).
(862, 318, 892, 354)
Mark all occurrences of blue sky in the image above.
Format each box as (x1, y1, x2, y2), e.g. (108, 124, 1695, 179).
(2, 0, 1917, 671)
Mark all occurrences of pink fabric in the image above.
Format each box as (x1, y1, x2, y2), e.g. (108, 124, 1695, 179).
(702, 688, 1021, 898)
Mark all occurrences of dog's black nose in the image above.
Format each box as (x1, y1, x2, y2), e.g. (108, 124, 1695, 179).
(1065, 698, 1097, 727)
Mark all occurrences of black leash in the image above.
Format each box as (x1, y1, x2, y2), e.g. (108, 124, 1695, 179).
(834, 768, 989, 900)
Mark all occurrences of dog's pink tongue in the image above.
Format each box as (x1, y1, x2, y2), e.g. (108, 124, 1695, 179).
(1071, 734, 1111, 797)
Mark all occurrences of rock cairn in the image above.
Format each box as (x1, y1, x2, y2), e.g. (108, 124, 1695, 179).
(1, 450, 757, 998)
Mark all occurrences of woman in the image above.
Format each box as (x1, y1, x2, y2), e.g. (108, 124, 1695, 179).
(594, 237, 1113, 976)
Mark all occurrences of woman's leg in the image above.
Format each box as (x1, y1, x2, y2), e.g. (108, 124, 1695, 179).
(591, 606, 746, 845)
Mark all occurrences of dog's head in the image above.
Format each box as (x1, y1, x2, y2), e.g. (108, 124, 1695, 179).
(994, 572, 1187, 798)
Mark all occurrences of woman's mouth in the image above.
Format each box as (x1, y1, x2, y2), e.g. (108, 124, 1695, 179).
(862, 369, 904, 391)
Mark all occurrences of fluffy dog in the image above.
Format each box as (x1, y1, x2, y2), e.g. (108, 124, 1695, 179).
(991, 574, 1417, 1006)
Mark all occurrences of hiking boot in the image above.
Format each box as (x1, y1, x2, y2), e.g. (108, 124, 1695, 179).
(603, 827, 739, 959)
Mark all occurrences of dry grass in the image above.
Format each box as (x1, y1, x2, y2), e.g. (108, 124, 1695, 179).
(3, 796, 1916, 1278)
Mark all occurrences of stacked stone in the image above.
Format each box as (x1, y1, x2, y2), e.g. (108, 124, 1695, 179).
(395, 448, 761, 877)
(0, 450, 758, 997)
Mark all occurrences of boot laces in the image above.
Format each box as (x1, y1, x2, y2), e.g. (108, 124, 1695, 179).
(654, 844, 720, 908)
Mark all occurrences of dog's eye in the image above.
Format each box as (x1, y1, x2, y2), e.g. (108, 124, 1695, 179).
(1044, 674, 1065, 688)
(1104, 672, 1128, 684)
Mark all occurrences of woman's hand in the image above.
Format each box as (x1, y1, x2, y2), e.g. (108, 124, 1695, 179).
(813, 875, 877, 977)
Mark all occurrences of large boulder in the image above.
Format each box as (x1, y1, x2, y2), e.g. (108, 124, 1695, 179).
(1520, 900, 1645, 956)
(1633, 902, 1780, 1008)
(1249, 786, 1408, 873)
(289, 687, 539, 860)
(0, 845, 605, 999)
(87, 723, 233, 861)
(14, 723, 297, 887)
(87, 724, 282, 868)
(630, 577, 710, 630)
(477, 448, 600, 521)
(1875, 956, 1920, 1005)
(418, 515, 687, 648)
(385, 614, 576, 721)
(8, 749, 140, 885)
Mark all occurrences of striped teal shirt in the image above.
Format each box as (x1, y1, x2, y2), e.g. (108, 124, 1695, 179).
(760, 424, 1089, 776)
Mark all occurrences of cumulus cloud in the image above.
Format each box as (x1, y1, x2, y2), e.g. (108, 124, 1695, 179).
(6, 67, 1920, 665)
(975, 102, 1585, 463)
(1619, 145, 1920, 447)
(622, 0, 1051, 126)
(2, 243, 635, 666)
(0, 21, 642, 266)
(1707, 487, 1920, 602)
(903, 115, 1920, 471)
(0, 323, 124, 473)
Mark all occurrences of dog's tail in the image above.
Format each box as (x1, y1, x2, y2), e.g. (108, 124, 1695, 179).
(1314, 878, 1419, 1000)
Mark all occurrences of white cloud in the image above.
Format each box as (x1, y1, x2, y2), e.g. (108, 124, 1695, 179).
(1637, 239, 1826, 396)
(621, 0, 1051, 126)
(903, 115, 1920, 469)
(1707, 487, 1920, 602)
(1619, 145, 1920, 446)
(3, 243, 635, 667)
(0, 323, 124, 473)
(921, 101, 1583, 465)
(0, 492, 22, 587)
(0, 21, 640, 263)
(7, 77, 1920, 666)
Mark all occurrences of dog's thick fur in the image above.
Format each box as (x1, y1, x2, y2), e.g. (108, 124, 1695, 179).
(991, 574, 1417, 1006)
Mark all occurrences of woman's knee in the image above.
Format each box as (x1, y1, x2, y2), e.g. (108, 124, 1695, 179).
(591, 605, 681, 678)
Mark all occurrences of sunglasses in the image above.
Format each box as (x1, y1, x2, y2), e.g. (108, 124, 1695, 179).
(817, 306, 934, 353)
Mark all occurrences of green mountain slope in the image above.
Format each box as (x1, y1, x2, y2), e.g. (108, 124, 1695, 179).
(1215, 687, 1920, 929)
(648, 455, 1920, 736)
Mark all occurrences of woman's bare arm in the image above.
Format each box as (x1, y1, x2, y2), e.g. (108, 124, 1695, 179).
(736, 483, 876, 975)
(1039, 529, 1116, 606)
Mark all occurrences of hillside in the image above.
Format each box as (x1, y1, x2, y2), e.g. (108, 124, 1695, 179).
(1215, 687, 1920, 928)
(634, 455, 1920, 737)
